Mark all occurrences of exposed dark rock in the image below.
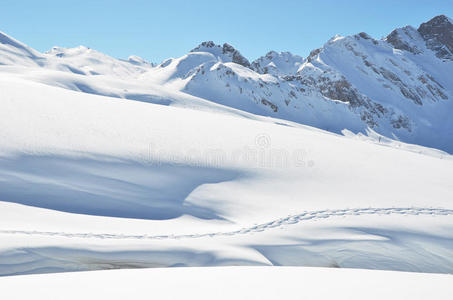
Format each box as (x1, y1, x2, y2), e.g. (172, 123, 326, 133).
(261, 99, 278, 112)
(307, 48, 321, 62)
(190, 41, 251, 68)
(386, 27, 423, 54)
(391, 115, 412, 131)
(379, 67, 423, 105)
(185, 16, 450, 138)
(222, 43, 251, 68)
(191, 41, 216, 52)
(418, 15, 453, 60)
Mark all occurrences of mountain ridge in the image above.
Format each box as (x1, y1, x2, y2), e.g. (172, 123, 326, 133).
(0, 15, 452, 152)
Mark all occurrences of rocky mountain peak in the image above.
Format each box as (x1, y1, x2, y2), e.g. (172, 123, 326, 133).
(264, 50, 279, 59)
(221, 43, 251, 68)
(127, 55, 154, 67)
(418, 15, 453, 60)
(420, 15, 452, 28)
(251, 51, 304, 76)
(386, 26, 424, 54)
(190, 41, 250, 68)
(191, 41, 217, 52)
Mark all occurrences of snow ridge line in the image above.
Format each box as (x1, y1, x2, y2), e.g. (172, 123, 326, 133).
(1, 207, 452, 240)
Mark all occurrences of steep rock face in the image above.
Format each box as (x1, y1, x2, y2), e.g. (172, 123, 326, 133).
(222, 43, 251, 68)
(386, 26, 425, 54)
(251, 51, 304, 76)
(418, 15, 453, 60)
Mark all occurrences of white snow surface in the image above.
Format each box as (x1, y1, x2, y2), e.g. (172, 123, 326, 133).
(0, 70, 452, 276)
(0, 17, 453, 285)
(1, 267, 453, 300)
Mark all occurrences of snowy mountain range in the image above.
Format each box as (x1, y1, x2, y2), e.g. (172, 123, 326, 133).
(1, 15, 452, 152)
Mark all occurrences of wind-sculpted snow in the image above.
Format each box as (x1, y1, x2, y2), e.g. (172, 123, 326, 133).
(0, 72, 453, 276)
(1, 209, 453, 276)
(2, 207, 452, 240)
(0, 154, 239, 220)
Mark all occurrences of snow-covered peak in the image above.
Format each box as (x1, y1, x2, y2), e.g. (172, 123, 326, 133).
(46, 45, 92, 57)
(251, 50, 304, 76)
(328, 34, 345, 44)
(146, 51, 218, 86)
(417, 14, 453, 60)
(386, 26, 425, 54)
(190, 41, 251, 68)
(304, 32, 379, 66)
(191, 41, 222, 55)
(46, 45, 153, 77)
(127, 55, 154, 67)
(421, 14, 453, 27)
(303, 31, 379, 67)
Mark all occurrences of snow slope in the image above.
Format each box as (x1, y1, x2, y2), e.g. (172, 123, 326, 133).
(1, 267, 453, 300)
(0, 31, 44, 67)
(0, 71, 452, 276)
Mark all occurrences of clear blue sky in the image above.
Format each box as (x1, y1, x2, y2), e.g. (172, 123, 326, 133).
(3, 0, 453, 63)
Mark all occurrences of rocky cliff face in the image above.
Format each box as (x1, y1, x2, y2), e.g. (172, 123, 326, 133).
(386, 26, 424, 54)
(386, 15, 453, 61)
(418, 15, 453, 60)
